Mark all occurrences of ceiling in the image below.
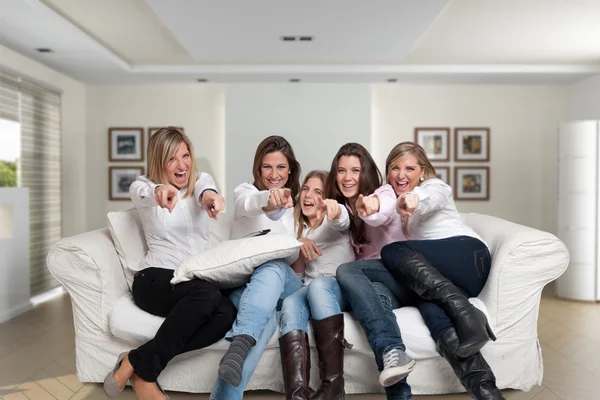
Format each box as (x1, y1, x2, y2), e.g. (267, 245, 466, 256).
(1, 0, 600, 84)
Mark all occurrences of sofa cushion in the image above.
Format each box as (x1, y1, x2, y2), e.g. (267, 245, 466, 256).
(170, 234, 302, 289)
(107, 208, 235, 290)
(109, 293, 491, 361)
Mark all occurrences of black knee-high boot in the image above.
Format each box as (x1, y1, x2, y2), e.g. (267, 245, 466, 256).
(436, 327, 504, 400)
(381, 246, 495, 358)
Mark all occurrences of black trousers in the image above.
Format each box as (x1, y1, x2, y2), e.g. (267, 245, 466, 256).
(128, 267, 236, 382)
(381, 236, 491, 342)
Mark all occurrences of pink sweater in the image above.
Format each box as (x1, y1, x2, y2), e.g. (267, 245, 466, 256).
(348, 184, 407, 260)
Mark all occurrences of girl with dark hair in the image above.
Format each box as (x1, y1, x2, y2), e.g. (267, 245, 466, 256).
(212, 136, 304, 400)
(321, 143, 415, 400)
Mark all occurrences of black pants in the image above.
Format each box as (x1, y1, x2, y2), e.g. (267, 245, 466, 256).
(128, 267, 237, 382)
(381, 236, 491, 342)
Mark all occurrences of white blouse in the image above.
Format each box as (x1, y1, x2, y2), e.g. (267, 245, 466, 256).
(403, 178, 487, 247)
(129, 173, 217, 271)
(301, 205, 355, 283)
(231, 182, 295, 239)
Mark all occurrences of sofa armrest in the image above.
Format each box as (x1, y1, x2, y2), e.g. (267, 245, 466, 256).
(47, 228, 129, 334)
(461, 213, 569, 338)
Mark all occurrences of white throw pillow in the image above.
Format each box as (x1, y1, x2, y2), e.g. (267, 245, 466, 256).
(107, 209, 147, 290)
(171, 234, 302, 289)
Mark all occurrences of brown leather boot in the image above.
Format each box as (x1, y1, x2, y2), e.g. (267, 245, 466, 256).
(310, 314, 352, 400)
(279, 330, 312, 400)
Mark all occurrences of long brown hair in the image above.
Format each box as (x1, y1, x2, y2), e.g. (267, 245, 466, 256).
(324, 143, 382, 245)
(294, 170, 329, 239)
(147, 126, 198, 199)
(252, 136, 301, 203)
(385, 141, 438, 235)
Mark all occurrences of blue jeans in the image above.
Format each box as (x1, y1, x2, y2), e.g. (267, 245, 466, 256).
(280, 277, 348, 336)
(336, 259, 414, 400)
(211, 259, 302, 400)
(230, 259, 303, 340)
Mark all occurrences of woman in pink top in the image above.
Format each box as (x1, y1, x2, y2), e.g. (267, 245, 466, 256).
(320, 143, 415, 400)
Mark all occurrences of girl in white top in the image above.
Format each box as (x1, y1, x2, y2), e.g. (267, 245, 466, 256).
(213, 136, 304, 399)
(379, 141, 503, 400)
(278, 170, 355, 400)
(103, 127, 235, 400)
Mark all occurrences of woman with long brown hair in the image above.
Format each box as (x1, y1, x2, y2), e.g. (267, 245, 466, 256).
(212, 136, 305, 400)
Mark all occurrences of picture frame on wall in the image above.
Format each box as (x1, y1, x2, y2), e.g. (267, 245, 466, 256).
(455, 127, 490, 162)
(434, 166, 450, 186)
(109, 128, 144, 162)
(109, 166, 144, 201)
(454, 167, 490, 201)
(414, 128, 450, 161)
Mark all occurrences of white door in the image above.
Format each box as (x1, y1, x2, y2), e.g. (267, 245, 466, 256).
(556, 121, 598, 301)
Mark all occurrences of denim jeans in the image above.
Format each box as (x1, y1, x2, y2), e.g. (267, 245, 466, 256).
(280, 276, 349, 335)
(230, 259, 303, 340)
(211, 291, 278, 400)
(381, 237, 491, 342)
(211, 259, 302, 400)
(336, 259, 413, 400)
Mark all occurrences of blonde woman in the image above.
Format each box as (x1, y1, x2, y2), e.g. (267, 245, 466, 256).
(103, 127, 236, 400)
(380, 141, 502, 400)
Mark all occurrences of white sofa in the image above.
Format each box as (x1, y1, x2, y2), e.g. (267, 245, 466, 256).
(46, 212, 569, 396)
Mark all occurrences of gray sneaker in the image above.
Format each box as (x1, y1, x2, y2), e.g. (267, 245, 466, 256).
(379, 348, 416, 387)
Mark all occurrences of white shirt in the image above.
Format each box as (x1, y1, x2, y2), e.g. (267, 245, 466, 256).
(129, 173, 217, 271)
(301, 205, 355, 283)
(231, 182, 295, 239)
(403, 178, 487, 247)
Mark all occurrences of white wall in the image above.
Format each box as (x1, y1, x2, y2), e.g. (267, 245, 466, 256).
(85, 84, 225, 230)
(225, 84, 371, 209)
(373, 84, 569, 232)
(0, 43, 87, 237)
(569, 74, 600, 120)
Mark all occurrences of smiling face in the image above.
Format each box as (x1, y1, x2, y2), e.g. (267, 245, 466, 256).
(387, 153, 424, 197)
(336, 155, 362, 200)
(261, 151, 290, 190)
(299, 177, 325, 225)
(165, 141, 192, 189)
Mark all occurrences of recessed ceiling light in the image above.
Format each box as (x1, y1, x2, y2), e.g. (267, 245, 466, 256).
(289, 79, 301, 83)
(36, 48, 53, 53)
(298, 36, 313, 42)
(280, 36, 314, 42)
(387, 78, 398, 83)
(281, 36, 296, 41)
(197, 78, 208, 82)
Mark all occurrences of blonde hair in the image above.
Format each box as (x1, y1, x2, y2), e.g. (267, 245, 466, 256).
(147, 126, 198, 199)
(385, 141, 438, 236)
(294, 170, 329, 239)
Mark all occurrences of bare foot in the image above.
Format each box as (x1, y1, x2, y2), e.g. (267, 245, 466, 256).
(113, 354, 134, 390)
(131, 374, 167, 400)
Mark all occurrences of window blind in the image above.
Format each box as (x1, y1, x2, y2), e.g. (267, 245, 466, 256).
(19, 79, 62, 296)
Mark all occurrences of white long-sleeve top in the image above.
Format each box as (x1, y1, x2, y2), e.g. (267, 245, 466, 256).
(403, 178, 487, 247)
(230, 182, 295, 239)
(129, 173, 217, 271)
(301, 205, 355, 284)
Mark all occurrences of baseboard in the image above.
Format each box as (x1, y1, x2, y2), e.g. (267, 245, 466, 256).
(0, 300, 34, 323)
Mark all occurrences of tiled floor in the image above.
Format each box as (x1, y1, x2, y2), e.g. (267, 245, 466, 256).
(0, 293, 599, 400)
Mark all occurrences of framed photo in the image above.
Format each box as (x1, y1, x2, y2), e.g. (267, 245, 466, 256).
(434, 166, 450, 185)
(109, 128, 144, 162)
(414, 128, 450, 161)
(455, 127, 490, 162)
(109, 167, 144, 201)
(454, 167, 490, 201)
